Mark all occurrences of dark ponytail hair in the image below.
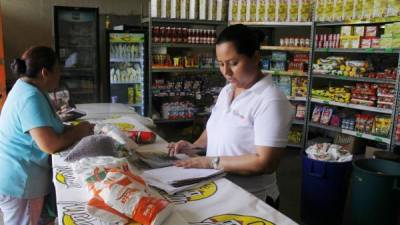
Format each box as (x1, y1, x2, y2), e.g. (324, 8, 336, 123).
(11, 46, 57, 78)
(216, 24, 265, 58)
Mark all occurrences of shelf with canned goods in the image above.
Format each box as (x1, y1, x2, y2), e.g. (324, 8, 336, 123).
(152, 43, 215, 48)
(315, 48, 400, 54)
(261, 46, 311, 52)
(311, 74, 397, 84)
(229, 21, 313, 27)
(311, 98, 393, 114)
(142, 17, 226, 26)
(308, 122, 391, 144)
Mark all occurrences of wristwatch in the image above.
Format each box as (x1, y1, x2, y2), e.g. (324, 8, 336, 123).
(210, 156, 220, 169)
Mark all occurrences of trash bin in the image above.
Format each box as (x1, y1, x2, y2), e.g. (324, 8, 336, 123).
(301, 152, 352, 225)
(351, 159, 400, 225)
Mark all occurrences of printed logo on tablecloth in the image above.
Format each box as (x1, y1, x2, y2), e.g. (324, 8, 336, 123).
(162, 182, 218, 204)
(58, 201, 98, 225)
(199, 214, 275, 225)
(55, 166, 82, 188)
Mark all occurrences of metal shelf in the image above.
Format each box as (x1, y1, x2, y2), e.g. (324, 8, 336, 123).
(110, 58, 143, 63)
(152, 43, 214, 48)
(311, 98, 393, 114)
(309, 122, 390, 144)
(142, 17, 226, 25)
(287, 96, 307, 101)
(287, 143, 303, 148)
(110, 81, 142, 85)
(229, 21, 312, 27)
(316, 17, 400, 26)
(263, 70, 307, 77)
(312, 74, 396, 84)
(154, 118, 194, 124)
(151, 68, 219, 73)
(315, 48, 400, 54)
(261, 46, 311, 52)
(293, 119, 305, 125)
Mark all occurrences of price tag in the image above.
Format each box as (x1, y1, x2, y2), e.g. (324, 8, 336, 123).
(384, 48, 393, 53)
(356, 132, 363, 138)
(366, 48, 374, 53)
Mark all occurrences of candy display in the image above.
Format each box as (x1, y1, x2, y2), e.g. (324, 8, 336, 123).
(311, 104, 392, 137)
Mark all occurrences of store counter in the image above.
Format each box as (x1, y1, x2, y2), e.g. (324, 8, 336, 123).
(52, 103, 297, 225)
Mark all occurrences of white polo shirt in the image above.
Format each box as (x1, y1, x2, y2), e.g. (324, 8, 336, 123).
(206, 75, 294, 200)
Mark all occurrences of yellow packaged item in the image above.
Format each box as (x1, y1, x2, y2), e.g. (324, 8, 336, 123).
(387, 0, 400, 17)
(257, 0, 267, 21)
(379, 37, 393, 48)
(239, 0, 247, 21)
(361, 0, 373, 20)
(299, 0, 311, 22)
(341, 26, 353, 36)
(343, 0, 354, 21)
(277, 0, 287, 22)
(325, 0, 335, 21)
(288, 0, 299, 22)
(250, 0, 257, 21)
(373, 0, 388, 18)
(334, 0, 344, 21)
(349, 36, 361, 48)
(340, 36, 350, 48)
(267, 0, 276, 21)
(315, 0, 325, 21)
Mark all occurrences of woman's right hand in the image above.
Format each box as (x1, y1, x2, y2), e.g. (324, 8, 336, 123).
(168, 140, 196, 156)
(75, 121, 95, 138)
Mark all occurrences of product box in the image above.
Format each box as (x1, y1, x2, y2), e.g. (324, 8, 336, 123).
(387, 0, 400, 17)
(299, 0, 311, 22)
(371, 37, 380, 48)
(171, 0, 180, 19)
(341, 26, 353, 36)
(365, 146, 384, 158)
(180, 0, 189, 19)
(365, 26, 378, 37)
(349, 36, 360, 48)
(379, 37, 393, 48)
(151, 0, 160, 17)
(266, 0, 276, 21)
(199, 0, 207, 20)
(208, 0, 216, 20)
(361, 0, 374, 20)
(288, 0, 299, 22)
(216, 0, 225, 20)
(354, 26, 365, 36)
(340, 36, 350, 48)
(334, 0, 344, 21)
(189, 0, 199, 19)
(360, 37, 372, 48)
(277, 0, 287, 22)
(373, 0, 388, 18)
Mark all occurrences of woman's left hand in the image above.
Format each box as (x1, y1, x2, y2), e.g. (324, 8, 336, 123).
(175, 157, 212, 169)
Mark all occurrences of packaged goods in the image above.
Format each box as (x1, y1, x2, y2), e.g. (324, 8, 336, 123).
(299, 0, 311, 22)
(334, 0, 344, 21)
(128, 86, 134, 104)
(151, 0, 161, 17)
(240, 0, 247, 21)
(370, 37, 380, 48)
(320, 107, 333, 125)
(128, 131, 157, 144)
(161, 0, 171, 18)
(216, 0, 225, 20)
(248, 0, 257, 21)
(287, 0, 298, 22)
(353, 26, 365, 36)
(373, 0, 388, 18)
(315, 0, 325, 21)
(295, 104, 306, 119)
(277, 0, 287, 22)
(365, 26, 377, 37)
(353, 0, 363, 20)
(180, 0, 189, 19)
(340, 26, 353, 36)
(360, 38, 371, 48)
(267, 0, 276, 21)
(330, 115, 341, 127)
(65, 135, 117, 162)
(343, 0, 354, 21)
(208, 0, 217, 20)
(325, 0, 335, 21)
(312, 105, 323, 123)
(257, 0, 267, 21)
(361, 0, 374, 19)
(189, 0, 199, 19)
(387, 0, 400, 17)
(373, 116, 391, 136)
(349, 36, 360, 48)
(199, 0, 207, 20)
(171, 0, 180, 19)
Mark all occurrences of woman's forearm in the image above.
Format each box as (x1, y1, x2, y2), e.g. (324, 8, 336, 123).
(193, 130, 207, 148)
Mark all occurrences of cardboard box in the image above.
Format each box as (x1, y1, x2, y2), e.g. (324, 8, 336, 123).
(360, 38, 372, 48)
(341, 26, 353, 36)
(365, 26, 378, 37)
(365, 146, 384, 158)
(354, 26, 365, 36)
(334, 134, 366, 155)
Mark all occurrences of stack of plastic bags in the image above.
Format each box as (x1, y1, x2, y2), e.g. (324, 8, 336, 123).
(306, 143, 353, 162)
(72, 156, 172, 225)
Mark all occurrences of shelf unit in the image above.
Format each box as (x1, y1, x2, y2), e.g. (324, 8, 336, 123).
(238, 21, 314, 148)
(305, 19, 400, 152)
(142, 6, 227, 124)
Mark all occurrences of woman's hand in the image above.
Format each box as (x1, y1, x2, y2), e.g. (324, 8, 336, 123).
(175, 157, 212, 169)
(74, 121, 95, 137)
(168, 140, 197, 156)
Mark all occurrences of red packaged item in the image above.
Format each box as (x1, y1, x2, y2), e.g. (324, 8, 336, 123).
(365, 26, 378, 37)
(128, 131, 156, 144)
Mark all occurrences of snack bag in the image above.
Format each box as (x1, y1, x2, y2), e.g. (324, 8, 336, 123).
(315, 0, 325, 21)
(361, 0, 374, 20)
(257, 0, 267, 21)
(288, 0, 298, 22)
(387, 0, 400, 17)
(266, 0, 276, 21)
(277, 0, 287, 22)
(334, 0, 344, 21)
(299, 0, 311, 22)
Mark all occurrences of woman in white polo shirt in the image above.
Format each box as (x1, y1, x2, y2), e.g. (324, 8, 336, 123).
(168, 24, 294, 208)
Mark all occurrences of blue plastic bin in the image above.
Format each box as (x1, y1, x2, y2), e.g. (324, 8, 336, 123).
(301, 152, 352, 225)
